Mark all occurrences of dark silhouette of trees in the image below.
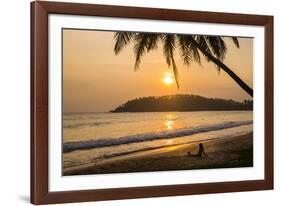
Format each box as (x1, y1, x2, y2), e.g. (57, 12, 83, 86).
(114, 32, 253, 97)
(111, 94, 253, 112)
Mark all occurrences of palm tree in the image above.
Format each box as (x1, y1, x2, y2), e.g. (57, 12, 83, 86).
(113, 32, 253, 97)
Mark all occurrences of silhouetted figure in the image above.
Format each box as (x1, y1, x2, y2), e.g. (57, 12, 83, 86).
(187, 143, 207, 158)
(197, 143, 207, 157)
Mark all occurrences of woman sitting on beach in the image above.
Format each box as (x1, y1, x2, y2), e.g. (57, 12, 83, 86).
(188, 143, 208, 158)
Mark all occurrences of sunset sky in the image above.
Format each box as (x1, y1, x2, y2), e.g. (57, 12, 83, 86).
(63, 29, 253, 113)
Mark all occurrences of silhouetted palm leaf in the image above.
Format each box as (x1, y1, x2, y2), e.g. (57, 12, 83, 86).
(177, 34, 192, 66)
(134, 33, 159, 70)
(196, 36, 212, 62)
(162, 34, 179, 88)
(114, 32, 135, 54)
(231, 37, 240, 48)
(113, 32, 253, 97)
(206, 36, 226, 60)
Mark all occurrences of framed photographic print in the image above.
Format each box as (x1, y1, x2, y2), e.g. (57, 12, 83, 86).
(30, 1, 274, 204)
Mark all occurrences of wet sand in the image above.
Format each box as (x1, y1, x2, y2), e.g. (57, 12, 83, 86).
(63, 132, 253, 176)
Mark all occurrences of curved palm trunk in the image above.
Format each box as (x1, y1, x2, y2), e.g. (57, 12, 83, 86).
(190, 37, 253, 97)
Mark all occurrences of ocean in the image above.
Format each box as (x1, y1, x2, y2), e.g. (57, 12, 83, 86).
(63, 111, 253, 170)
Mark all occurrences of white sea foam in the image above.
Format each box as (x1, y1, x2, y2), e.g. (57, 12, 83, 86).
(63, 120, 252, 153)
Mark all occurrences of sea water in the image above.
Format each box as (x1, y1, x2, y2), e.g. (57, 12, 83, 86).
(63, 111, 253, 169)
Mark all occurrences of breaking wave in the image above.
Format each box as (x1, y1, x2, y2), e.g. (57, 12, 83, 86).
(64, 121, 111, 129)
(63, 120, 252, 153)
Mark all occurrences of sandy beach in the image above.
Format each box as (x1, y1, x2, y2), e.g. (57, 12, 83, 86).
(64, 132, 253, 176)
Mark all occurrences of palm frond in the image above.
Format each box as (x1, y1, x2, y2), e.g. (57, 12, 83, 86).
(163, 34, 179, 88)
(177, 35, 192, 66)
(231, 37, 240, 48)
(133, 33, 149, 70)
(189, 42, 201, 64)
(162, 34, 174, 66)
(196, 36, 212, 62)
(146, 34, 160, 51)
(176, 34, 202, 73)
(170, 55, 179, 88)
(114, 32, 135, 54)
(133, 33, 160, 70)
(206, 36, 227, 60)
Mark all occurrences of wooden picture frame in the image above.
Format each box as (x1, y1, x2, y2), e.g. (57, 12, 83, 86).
(31, 0, 274, 204)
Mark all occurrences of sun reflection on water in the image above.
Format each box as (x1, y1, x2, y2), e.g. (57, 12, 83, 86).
(165, 139, 174, 145)
(165, 120, 174, 130)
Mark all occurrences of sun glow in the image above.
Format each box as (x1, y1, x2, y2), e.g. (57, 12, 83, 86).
(163, 73, 174, 85)
(165, 120, 174, 130)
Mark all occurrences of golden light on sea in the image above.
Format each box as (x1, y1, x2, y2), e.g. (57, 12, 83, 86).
(165, 120, 174, 130)
(163, 72, 174, 85)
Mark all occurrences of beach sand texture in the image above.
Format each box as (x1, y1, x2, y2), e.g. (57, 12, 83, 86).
(64, 132, 253, 175)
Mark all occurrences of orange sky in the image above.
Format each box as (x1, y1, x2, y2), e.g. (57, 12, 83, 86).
(63, 29, 253, 113)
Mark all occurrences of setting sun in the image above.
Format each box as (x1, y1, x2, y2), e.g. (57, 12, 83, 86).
(163, 73, 174, 85)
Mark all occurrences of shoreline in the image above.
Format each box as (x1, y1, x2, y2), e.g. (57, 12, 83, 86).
(63, 132, 253, 176)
